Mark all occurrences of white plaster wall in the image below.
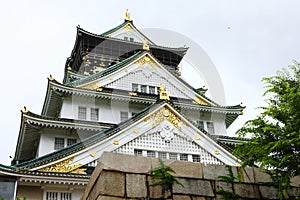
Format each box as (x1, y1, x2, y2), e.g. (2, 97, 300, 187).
(37, 129, 79, 157)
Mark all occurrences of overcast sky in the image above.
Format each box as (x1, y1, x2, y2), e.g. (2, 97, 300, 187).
(0, 0, 299, 164)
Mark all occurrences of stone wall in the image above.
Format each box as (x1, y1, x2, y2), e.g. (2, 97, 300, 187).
(84, 152, 300, 200)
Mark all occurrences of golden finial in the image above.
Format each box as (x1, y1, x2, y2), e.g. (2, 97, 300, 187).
(142, 39, 150, 51)
(159, 85, 170, 100)
(49, 74, 54, 81)
(125, 9, 131, 21)
(23, 106, 28, 113)
(240, 102, 245, 108)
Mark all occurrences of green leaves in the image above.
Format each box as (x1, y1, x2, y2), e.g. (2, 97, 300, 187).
(234, 61, 300, 199)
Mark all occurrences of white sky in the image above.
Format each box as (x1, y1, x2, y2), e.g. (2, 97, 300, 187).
(0, 0, 299, 164)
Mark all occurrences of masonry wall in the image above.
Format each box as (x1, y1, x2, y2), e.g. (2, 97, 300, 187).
(84, 152, 300, 200)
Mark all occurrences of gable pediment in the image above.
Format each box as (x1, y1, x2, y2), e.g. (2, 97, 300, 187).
(77, 52, 211, 105)
(29, 103, 238, 174)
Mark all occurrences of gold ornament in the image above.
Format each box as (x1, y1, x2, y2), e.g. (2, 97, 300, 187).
(39, 157, 86, 174)
(159, 86, 170, 100)
(144, 106, 183, 131)
(123, 24, 134, 31)
(214, 150, 220, 155)
(142, 40, 150, 51)
(193, 96, 208, 106)
(134, 55, 156, 68)
(194, 134, 200, 140)
(125, 9, 131, 21)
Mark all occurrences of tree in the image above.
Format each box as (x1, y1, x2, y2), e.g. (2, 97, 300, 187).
(234, 60, 300, 199)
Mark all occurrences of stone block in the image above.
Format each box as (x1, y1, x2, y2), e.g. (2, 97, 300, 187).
(215, 181, 232, 193)
(173, 178, 214, 197)
(253, 168, 272, 183)
(126, 174, 147, 198)
(202, 165, 238, 181)
(291, 176, 300, 187)
(98, 152, 152, 174)
(95, 170, 125, 197)
(259, 186, 280, 199)
(173, 194, 191, 200)
(148, 176, 164, 199)
(97, 196, 124, 200)
(234, 183, 260, 199)
(167, 160, 202, 179)
(240, 167, 255, 183)
(191, 196, 206, 200)
(289, 187, 300, 197)
(84, 162, 104, 199)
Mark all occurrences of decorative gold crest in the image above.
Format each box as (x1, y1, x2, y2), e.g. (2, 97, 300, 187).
(194, 134, 200, 140)
(123, 24, 134, 31)
(134, 55, 156, 68)
(144, 106, 183, 131)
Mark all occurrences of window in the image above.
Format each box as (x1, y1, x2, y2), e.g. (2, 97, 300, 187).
(120, 111, 128, 122)
(169, 153, 178, 160)
(207, 122, 215, 134)
(134, 149, 142, 157)
(129, 37, 134, 42)
(147, 151, 155, 158)
(132, 83, 139, 92)
(197, 121, 204, 130)
(180, 154, 188, 161)
(67, 138, 77, 146)
(46, 192, 72, 200)
(149, 86, 155, 94)
(78, 106, 87, 120)
(54, 138, 65, 150)
(124, 36, 128, 41)
(158, 152, 167, 159)
(192, 155, 201, 162)
(141, 85, 147, 93)
(90, 108, 99, 121)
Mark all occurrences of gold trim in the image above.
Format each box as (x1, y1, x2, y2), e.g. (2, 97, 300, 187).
(129, 92, 137, 96)
(143, 40, 150, 51)
(90, 151, 96, 157)
(159, 86, 169, 100)
(134, 55, 156, 68)
(144, 106, 183, 131)
(39, 157, 86, 174)
(49, 75, 54, 81)
(23, 106, 28, 113)
(123, 24, 134, 31)
(96, 87, 103, 92)
(133, 128, 139, 134)
(113, 140, 119, 145)
(194, 134, 200, 140)
(214, 150, 220, 155)
(193, 96, 209, 106)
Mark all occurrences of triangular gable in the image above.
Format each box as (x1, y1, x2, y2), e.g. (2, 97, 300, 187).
(28, 102, 239, 174)
(102, 21, 155, 45)
(75, 51, 215, 106)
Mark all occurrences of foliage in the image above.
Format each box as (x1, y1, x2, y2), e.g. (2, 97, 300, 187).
(234, 60, 300, 199)
(150, 158, 183, 197)
(216, 165, 240, 200)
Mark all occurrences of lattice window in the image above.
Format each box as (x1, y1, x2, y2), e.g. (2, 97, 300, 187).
(61, 193, 72, 200)
(78, 106, 87, 120)
(141, 85, 147, 93)
(67, 138, 77, 146)
(45, 192, 71, 200)
(90, 108, 99, 121)
(114, 131, 224, 165)
(207, 122, 215, 134)
(120, 111, 128, 122)
(147, 151, 155, 158)
(180, 154, 188, 161)
(46, 192, 58, 200)
(134, 149, 142, 157)
(132, 83, 139, 92)
(169, 153, 178, 160)
(192, 155, 201, 162)
(54, 138, 64, 150)
(149, 86, 156, 94)
(158, 152, 167, 159)
(197, 121, 205, 130)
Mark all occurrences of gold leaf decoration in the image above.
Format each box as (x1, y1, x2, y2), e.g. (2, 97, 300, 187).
(82, 82, 100, 90)
(143, 106, 183, 131)
(134, 55, 156, 68)
(123, 24, 134, 31)
(39, 157, 86, 174)
(193, 96, 209, 106)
